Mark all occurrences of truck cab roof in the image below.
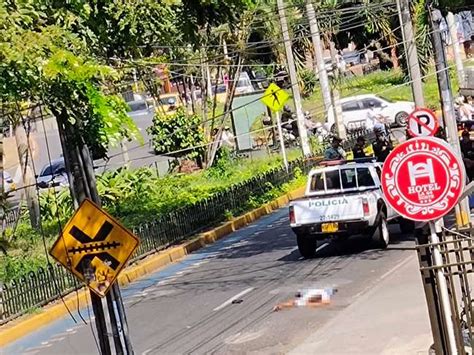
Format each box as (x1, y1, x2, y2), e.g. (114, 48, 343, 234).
(307, 160, 381, 197)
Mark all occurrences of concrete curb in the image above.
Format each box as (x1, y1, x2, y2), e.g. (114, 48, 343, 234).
(0, 185, 306, 347)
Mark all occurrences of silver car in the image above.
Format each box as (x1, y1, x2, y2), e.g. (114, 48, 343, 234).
(36, 158, 69, 189)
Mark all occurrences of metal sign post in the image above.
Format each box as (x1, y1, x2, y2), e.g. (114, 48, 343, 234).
(261, 83, 291, 172)
(275, 111, 289, 173)
(428, 221, 458, 354)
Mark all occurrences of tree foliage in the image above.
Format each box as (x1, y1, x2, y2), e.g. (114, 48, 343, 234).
(0, 1, 139, 159)
(147, 108, 205, 160)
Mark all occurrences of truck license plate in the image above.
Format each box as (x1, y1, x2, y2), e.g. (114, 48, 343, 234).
(322, 222, 338, 233)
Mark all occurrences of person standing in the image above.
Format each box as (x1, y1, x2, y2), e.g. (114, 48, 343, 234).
(352, 136, 367, 159)
(324, 137, 346, 160)
(373, 129, 392, 162)
(365, 102, 386, 134)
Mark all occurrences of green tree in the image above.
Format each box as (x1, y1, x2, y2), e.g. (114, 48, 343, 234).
(147, 108, 205, 167)
(1, 1, 139, 227)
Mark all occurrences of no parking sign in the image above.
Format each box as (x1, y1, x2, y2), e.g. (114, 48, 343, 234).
(407, 108, 439, 137)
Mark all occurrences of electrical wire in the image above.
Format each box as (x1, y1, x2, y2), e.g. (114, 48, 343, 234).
(97, 57, 464, 169)
(117, 3, 399, 68)
(103, 21, 437, 162)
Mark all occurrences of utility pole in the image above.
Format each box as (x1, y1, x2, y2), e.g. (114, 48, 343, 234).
(397, 0, 425, 107)
(277, 0, 311, 156)
(429, 6, 470, 227)
(329, 42, 346, 140)
(56, 114, 133, 354)
(446, 12, 465, 88)
(275, 111, 289, 172)
(306, 1, 332, 113)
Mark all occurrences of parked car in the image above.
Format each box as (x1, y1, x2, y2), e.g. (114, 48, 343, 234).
(36, 158, 69, 189)
(158, 93, 183, 115)
(342, 51, 362, 66)
(289, 159, 414, 258)
(1, 172, 16, 193)
(127, 100, 154, 119)
(234, 72, 255, 95)
(326, 94, 415, 132)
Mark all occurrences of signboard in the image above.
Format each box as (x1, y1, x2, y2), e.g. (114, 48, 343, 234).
(407, 108, 439, 137)
(50, 199, 139, 297)
(231, 91, 267, 151)
(260, 83, 290, 112)
(381, 137, 464, 221)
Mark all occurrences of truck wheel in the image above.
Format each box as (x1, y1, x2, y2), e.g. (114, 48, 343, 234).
(372, 211, 390, 249)
(399, 218, 415, 234)
(297, 234, 316, 258)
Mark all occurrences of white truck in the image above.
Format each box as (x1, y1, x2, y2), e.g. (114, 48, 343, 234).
(289, 159, 414, 258)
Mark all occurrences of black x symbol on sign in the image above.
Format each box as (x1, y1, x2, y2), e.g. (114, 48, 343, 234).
(67, 221, 121, 275)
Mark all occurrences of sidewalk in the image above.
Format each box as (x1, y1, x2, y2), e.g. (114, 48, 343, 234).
(290, 255, 433, 355)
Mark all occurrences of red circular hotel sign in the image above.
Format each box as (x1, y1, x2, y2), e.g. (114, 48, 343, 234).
(381, 137, 464, 221)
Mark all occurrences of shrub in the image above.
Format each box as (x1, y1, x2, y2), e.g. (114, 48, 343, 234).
(147, 108, 205, 163)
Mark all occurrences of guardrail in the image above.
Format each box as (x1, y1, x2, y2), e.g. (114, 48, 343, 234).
(0, 158, 314, 324)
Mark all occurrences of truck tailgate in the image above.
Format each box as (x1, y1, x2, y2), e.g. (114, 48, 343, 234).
(292, 195, 365, 225)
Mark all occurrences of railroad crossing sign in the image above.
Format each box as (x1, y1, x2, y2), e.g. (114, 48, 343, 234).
(381, 137, 464, 221)
(407, 108, 439, 137)
(50, 199, 139, 297)
(261, 83, 290, 112)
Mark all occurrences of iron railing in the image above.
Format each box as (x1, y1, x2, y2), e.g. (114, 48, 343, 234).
(0, 158, 314, 324)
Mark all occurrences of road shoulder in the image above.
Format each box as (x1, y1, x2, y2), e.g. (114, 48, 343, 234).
(289, 254, 432, 355)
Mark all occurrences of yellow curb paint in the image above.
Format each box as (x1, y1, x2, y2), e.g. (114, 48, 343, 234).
(214, 222, 233, 240)
(168, 246, 186, 262)
(276, 195, 289, 208)
(0, 183, 306, 346)
(202, 231, 217, 244)
(231, 216, 247, 231)
(183, 237, 205, 254)
(244, 211, 255, 224)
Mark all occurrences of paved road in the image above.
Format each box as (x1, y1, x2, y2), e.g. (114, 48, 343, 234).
(4, 208, 416, 355)
(27, 114, 172, 177)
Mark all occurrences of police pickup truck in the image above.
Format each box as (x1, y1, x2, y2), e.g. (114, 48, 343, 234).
(289, 159, 413, 258)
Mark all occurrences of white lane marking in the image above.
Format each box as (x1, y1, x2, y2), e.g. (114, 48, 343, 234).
(316, 242, 329, 252)
(213, 287, 254, 312)
(49, 336, 65, 343)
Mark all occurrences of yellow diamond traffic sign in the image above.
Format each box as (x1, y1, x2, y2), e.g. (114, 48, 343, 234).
(50, 199, 139, 297)
(260, 83, 290, 112)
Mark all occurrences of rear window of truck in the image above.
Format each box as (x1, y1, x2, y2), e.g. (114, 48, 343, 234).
(309, 167, 376, 193)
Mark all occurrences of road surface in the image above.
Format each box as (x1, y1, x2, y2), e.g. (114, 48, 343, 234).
(3, 207, 418, 354)
(26, 114, 172, 177)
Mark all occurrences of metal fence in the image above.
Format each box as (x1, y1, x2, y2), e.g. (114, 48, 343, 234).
(0, 158, 314, 324)
(416, 225, 474, 353)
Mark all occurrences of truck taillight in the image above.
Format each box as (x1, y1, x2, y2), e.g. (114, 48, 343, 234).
(289, 206, 295, 224)
(362, 199, 370, 216)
